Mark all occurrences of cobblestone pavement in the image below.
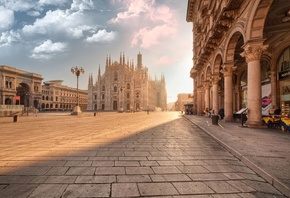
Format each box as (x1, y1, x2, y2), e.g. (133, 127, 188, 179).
(184, 114, 290, 198)
(0, 112, 287, 197)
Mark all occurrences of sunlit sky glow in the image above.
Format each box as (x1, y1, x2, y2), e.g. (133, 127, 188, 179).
(0, 0, 193, 103)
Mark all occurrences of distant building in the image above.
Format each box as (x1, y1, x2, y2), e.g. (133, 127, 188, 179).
(41, 80, 88, 111)
(87, 52, 167, 111)
(0, 65, 43, 108)
(174, 93, 193, 111)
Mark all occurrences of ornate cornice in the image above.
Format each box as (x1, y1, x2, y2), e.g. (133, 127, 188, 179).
(192, 0, 243, 70)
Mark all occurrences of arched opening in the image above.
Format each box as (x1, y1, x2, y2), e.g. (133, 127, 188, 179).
(114, 72, 118, 81)
(5, 98, 12, 105)
(136, 103, 140, 111)
(16, 83, 30, 107)
(33, 100, 39, 109)
(113, 101, 118, 110)
(277, 46, 290, 116)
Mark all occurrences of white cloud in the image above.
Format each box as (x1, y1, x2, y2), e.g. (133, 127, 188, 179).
(70, 0, 94, 11)
(0, 0, 35, 12)
(131, 24, 176, 48)
(85, 29, 117, 43)
(30, 39, 67, 59)
(110, 0, 153, 23)
(22, 9, 94, 39)
(27, 10, 41, 17)
(0, 30, 20, 47)
(0, 6, 14, 31)
(110, 0, 177, 48)
(39, 0, 69, 6)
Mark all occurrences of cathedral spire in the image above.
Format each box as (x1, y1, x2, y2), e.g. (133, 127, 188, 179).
(98, 64, 101, 81)
(137, 52, 142, 68)
(88, 73, 93, 88)
(120, 52, 122, 65)
(106, 55, 109, 70)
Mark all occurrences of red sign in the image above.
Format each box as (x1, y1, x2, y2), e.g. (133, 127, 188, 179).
(15, 96, 20, 100)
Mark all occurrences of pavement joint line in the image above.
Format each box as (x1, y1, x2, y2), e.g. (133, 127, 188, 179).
(183, 115, 290, 198)
(218, 123, 224, 129)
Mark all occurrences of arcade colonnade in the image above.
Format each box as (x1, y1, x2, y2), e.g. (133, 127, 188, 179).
(186, 0, 290, 127)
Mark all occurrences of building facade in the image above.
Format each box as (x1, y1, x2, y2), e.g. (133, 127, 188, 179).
(87, 52, 167, 112)
(175, 93, 193, 111)
(0, 65, 43, 108)
(41, 80, 88, 111)
(186, 0, 290, 126)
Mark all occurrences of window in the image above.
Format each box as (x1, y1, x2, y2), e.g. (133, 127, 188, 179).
(94, 95, 97, 100)
(102, 94, 105, 99)
(102, 85, 105, 91)
(114, 72, 118, 81)
(5, 80, 12, 88)
(127, 83, 130, 89)
(127, 93, 130, 98)
(114, 86, 117, 92)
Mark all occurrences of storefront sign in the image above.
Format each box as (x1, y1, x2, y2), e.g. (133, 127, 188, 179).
(282, 85, 290, 95)
(279, 70, 290, 80)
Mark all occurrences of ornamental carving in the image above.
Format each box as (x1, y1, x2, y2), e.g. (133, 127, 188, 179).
(212, 76, 221, 84)
(221, 64, 237, 77)
(203, 82, 211, 90)
(241, 44, 268, 63)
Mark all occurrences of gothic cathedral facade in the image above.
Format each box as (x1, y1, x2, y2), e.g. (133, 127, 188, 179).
(87, 52, 167, 112)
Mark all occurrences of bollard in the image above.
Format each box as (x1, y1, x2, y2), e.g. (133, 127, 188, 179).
(212, 115, 219, 125)
(13, 115, 18, 122)
(94, 112, 96, 116)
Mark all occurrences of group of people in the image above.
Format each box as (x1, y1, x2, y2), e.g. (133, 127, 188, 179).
(268, 105, 281, 116)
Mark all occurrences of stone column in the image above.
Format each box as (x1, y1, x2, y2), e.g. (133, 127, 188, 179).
(270, 70, 277, 108)
(193, 80, 197, 114)
(212, 76, 220, 115)
(241, 41, 268, 126)
(222, 63, 236, 121)
(204, 82, 210, 111)
(197, 86, 202, 115)
(191, 69, 198, 114)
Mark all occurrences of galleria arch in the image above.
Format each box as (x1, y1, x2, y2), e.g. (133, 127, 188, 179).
(187, 0, 290, 127)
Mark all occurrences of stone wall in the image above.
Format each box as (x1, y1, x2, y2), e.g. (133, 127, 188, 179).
(0, 105, 24, 117)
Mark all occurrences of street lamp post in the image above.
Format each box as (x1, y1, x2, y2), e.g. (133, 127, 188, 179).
(71, 66, 84, 115)
(119, 86, 124, 112)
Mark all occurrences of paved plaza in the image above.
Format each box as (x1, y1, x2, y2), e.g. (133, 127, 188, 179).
(0, 112, 288, 197)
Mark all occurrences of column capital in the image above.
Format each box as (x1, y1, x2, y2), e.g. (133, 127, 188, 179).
(221, 63, 236, 77)
(270, 70, 277, 81)
(203, 81, 211, 89)
(212, 76, 221, 84)
(241, 41, 268, 63)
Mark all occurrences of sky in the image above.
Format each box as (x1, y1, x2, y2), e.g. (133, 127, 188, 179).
(0, 0, 193, 103)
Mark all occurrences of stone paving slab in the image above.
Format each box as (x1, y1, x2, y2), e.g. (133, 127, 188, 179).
(184, 114, 290, 197)
(0, 112, 288, 197)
